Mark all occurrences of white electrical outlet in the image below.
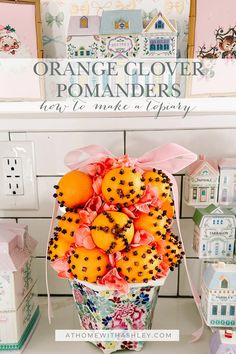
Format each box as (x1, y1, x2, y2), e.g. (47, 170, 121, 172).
(0, 142, 38, 210)
(3, 157, 24, 195)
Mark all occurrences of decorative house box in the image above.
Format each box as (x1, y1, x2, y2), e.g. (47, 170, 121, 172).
(193, 204, 236, 259)
(0, 223, 37, 311)
(210, 330, 236, 354)
(0, 223, 39, 352)
(184, 155, 219, 207)
(67, 10, 177, 59)
(0, 283, 39, 350)
(201, 262, 236, 328)
(219, 159, 236, 207)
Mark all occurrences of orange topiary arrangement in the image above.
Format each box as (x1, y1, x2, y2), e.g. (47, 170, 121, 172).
(48, 146, 187, 292)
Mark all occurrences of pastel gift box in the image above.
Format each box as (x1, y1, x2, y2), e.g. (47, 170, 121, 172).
(0, 223, 39, 352)
(0, 285, 39, 351)
(193, 204, 236, 259)
(0, 223, 37, 311)
(184, 155, 219, 207)
(210, 330, 236, 354)
(219, 158, 236, 207)
(201, 262, 236, 328)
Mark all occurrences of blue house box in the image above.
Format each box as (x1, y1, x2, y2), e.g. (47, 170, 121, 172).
(201, 262, 236, 328)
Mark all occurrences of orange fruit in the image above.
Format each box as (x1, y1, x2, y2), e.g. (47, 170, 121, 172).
(116, 245, 161, 283)
(163, 233, 184, 270)
(134, 207, 170, 241)
(54, 170, 93, 209)
(101, 167, 145, 206)
(55, 211, 81, 243)
(143, 169, 171, 202)
(162, 196, 175, 219)
(47, 235, 70, 262)
(91, 211, 134, 253)
(68, 247, 110, 282)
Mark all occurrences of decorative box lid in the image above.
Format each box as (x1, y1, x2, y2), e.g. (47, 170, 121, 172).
(193, 204, 236, 226)
(203, 262, 236, 290)
(0, 223, 37, 273)
(100, 9, 143, 35)
(219, 158, 236, 170)
(187, 154, 219, 176)
(68, 16, 101, 37)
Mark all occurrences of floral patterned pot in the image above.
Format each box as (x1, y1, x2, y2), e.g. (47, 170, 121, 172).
(71, 278, 165, 353)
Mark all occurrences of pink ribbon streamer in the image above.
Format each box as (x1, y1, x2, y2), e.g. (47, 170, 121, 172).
(48, 144, 204, 341)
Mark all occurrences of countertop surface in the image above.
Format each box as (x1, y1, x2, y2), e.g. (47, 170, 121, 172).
(24, 297, 213, 354)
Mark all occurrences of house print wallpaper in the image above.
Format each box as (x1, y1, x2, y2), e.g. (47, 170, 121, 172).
(66, 10, 177, 59)
(40, 0, 190, 58)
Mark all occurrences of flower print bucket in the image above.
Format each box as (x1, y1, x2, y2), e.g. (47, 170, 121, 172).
(71, 278, 165, 354)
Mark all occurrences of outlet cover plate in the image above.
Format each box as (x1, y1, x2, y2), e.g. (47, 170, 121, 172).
(0, 142, 38, 210)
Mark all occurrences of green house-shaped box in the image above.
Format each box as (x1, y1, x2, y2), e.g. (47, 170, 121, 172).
(193, 204, 236, 259)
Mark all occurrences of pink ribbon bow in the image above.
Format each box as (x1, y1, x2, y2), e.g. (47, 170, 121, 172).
(47, 144, 204, 342)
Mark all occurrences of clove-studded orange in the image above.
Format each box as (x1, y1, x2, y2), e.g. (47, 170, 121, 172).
(116, 245, 162, 283)
(55, 211, 81, 243)
(163, 233, 184, 270)
(53, 170, 93, 209)
(68, 247, 110, 283)
(161, 196, 175, 219)
(101, 167, 145, 206)
(91, 211, 134, 254)
(134, 207, 171, 241)
(143, 169, 171, 202)
(47, 235, 71, 262)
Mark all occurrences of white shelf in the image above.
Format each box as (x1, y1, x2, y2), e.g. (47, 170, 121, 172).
(24, 296, 211, 354)
(0, 98, 236, 132)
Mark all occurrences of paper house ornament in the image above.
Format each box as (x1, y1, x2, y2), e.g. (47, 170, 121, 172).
(67, 10, 177, 59)
(210, 330, 236, 354)
(0, 223, 39, 352)
(219, 159, 236, 207)
(201, 262, 236, 328)
(184, 155, 219, 207)
(193, 204, 236, 259)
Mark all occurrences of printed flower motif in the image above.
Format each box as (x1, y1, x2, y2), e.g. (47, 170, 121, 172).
(86, 299, 97, 312)
(110, 296, 121, 304)
(134, 292, 149, 305)
(131, 230, 154, 247)
(98, 268, 129, 294)
(74, 289, 84, 304)
(105, 342, 117, 350)
(111, 303, 145, 329)
(102, 316, 112, 326)
(74, 225, 96, 249)
(81, 314, 98, 330)
(121, 341, 138, 350)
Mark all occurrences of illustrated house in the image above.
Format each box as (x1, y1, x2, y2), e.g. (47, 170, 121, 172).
(184, 155, 219, 206)
(67, 16, 101, 58)
(66, 10, 177, 59)
(193, 204, 236, 259)
(142, 12, 177, 58)
(201, 262, 236, 328)
(219, 158, 236, 206)
(99, 9, 143, 59)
